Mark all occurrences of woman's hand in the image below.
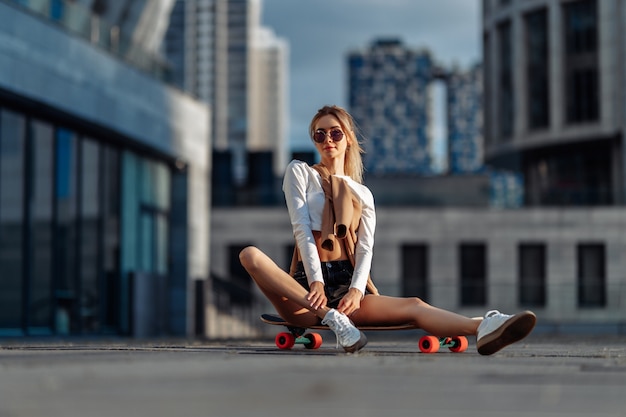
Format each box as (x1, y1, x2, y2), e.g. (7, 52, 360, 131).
(337, 288, 363, 316)
(307, 281, 327, 310)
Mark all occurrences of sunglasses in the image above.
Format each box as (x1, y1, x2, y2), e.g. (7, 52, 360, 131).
(313, 129, 344, 143)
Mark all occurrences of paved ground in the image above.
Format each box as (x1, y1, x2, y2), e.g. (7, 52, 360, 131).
(0, 333, 625, 417)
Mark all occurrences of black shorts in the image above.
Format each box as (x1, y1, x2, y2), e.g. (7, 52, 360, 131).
(292, 260, 355, 308)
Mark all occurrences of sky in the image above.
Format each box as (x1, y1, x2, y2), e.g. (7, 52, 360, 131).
(260, 0, 482, 155)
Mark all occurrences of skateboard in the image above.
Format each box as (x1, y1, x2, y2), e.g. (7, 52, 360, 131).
(260, 313, 469, 353)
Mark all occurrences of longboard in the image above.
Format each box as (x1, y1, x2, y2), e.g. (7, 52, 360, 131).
(261, 313, 469, 353)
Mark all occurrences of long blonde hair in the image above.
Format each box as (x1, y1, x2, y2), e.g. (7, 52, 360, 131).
(309, 105, 365, 184)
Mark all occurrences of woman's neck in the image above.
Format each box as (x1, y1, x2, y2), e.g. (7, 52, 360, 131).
(320, 158, 344, 176)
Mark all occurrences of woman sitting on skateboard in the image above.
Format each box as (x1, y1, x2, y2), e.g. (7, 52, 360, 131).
(239, 105, 536, 354)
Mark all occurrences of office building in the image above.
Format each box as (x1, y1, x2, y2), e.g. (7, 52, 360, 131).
(447, 64, 484, 174)
(248, 25, 289, 178)
(483, 0, 622, 206)
(164, 0, 289, 193)
(348, 39, 434, 176)
(0, 0, 211, 337)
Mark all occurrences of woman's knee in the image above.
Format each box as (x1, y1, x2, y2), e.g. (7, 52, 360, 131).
(408, 296, 429, 308)
(239, 245, 261, 269)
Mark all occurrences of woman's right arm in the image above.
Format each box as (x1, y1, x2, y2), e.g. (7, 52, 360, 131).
(282, 161, 324, 288)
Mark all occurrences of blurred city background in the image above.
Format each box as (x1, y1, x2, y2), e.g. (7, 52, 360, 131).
(0, 0, 624, 339)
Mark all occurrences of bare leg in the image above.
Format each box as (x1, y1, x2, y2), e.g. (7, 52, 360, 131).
(240, 246, 479, 336)
(241, 247, 533, 355)
(351, 295, 480, 337)
(241, 246, 369, 353)
(239, 246, 329, 327)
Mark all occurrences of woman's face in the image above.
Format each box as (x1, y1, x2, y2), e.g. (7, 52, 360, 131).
(313, 114, 350, 159)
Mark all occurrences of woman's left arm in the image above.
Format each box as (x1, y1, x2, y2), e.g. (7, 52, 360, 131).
(338, 184, 376, 315)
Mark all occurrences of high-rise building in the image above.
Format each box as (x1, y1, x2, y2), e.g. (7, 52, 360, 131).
(164, 0, 288, 187)
(348, 39, 434, 176)
(248, 26, 289, 177)
(163, 0, 249, 183)
(446, 63, 484, 174)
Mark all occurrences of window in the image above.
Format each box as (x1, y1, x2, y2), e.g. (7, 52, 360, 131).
(30, 120, 55, 331)
(137, 159, 171, 276)
(54, 128, 78, 334)
(564, 0, 599, 123)
(526, 9, 550, 129)
(0, 109, 26, 331)
(518, 243, 546, 307)
(121, 151, 174, 335)
(483, 33, 492, 147)
(459, 243, 487, 306)
(577, 243, 605, 307)
(402, 244, 428, 301)
(79, 138, 101, 332)
(497, 21, 514, 139)
(524, 141, 612, 206)
(101, 146, 121, 332)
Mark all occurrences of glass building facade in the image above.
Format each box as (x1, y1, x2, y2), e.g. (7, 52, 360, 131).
(0, 0, 211, 339)
(483, 0, 617, 206)
(0, 102, 179, 336)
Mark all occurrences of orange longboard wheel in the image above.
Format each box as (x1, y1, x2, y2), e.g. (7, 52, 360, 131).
(418, 335, 440, 353)
(275, 332, 296, 349)
(303, 332, 323, 349)
(449, 336, 469, 353)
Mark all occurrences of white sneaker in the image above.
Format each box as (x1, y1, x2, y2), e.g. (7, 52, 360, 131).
(476, 310, 536, 355)
(322, 309, 368, 353)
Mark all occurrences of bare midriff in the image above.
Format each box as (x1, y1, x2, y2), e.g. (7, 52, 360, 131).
(312, 230, 350, 262)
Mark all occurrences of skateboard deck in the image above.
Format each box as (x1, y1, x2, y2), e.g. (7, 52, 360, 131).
(261, 313, 469, 353)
